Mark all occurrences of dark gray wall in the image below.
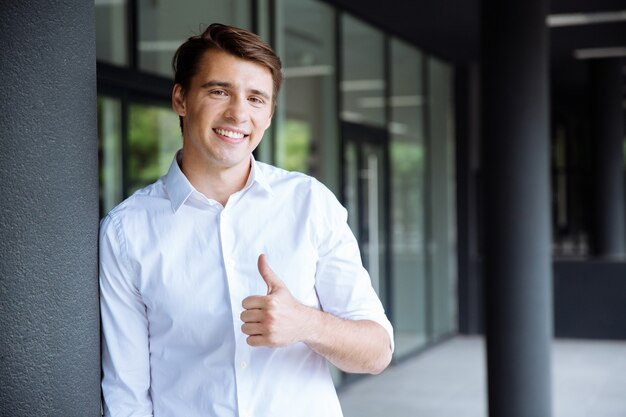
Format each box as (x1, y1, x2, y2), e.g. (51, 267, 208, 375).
(461, 260, 626, 340)
(554, 261, 626, 339)
(0, 1, 101, 416)
(455, 63, 483, 335)
(590, 58, 626, 258)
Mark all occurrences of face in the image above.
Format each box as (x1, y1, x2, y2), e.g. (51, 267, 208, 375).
(172, 49, 274, 175)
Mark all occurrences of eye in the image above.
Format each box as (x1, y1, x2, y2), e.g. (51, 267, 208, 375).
(209, 89, 228, 97)
(249, 96, 264, 105)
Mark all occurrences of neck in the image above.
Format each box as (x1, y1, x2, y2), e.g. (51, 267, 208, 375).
(180, 153, 251, 207)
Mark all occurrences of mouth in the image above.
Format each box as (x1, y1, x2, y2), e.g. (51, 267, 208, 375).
(213, 128, 249, 142)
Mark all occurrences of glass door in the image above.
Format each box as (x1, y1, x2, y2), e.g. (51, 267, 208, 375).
(342, 122, 390, 308)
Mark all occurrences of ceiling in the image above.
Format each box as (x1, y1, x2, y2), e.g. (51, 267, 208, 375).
(324, 0, 626, 112)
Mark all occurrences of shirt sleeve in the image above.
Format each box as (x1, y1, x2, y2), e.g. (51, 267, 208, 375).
(311, 181, 394, 351)
(99, 213, 153, 417)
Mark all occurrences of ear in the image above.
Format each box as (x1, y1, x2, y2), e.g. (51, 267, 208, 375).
(265, 104, 275, 129)
(172, 84, 186, 116)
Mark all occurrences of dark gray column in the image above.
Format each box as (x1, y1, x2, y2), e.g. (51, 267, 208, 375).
(481, 0, 553, 416)
(0, 2, 101, 417)
(590, 58, 626, 259)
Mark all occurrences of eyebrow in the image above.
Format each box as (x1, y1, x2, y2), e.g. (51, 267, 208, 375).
(200, 80, 271, 101)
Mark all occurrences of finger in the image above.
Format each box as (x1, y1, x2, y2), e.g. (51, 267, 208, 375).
(241, 322, 264, 336)
(240, 309, 264, 323)
(242, 295, 266, 310)
(246, 335, 269, 347)
(258, 254, 284, 293)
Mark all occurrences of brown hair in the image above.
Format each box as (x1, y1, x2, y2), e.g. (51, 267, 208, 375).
(172, 23, 283, 132)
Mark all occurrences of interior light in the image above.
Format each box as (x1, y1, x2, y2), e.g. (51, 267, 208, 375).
(547, 10, 626, 27)
(282, 65, 334, 78)
(573, 47, 626, 59)
(340, 79, 385, 92)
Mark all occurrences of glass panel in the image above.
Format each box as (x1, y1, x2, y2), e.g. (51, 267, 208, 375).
(277, 0, 338, 189)
(250, 0, 274, 165)
(551, 123, 590, 257)
(341, 15, 385, 128)
(127, 103, 181, 194)
(98, 97, 123, 216)
(138, 0, 251, 77)
(345, 141, 359, 236)
(342, 125, 388, 306)
(95, 0, 128, 65)
(360, 142, 387, 300)
(278, 119, 311, 172)
(427, 57, 457, 339)
(389, 39, 428, 356)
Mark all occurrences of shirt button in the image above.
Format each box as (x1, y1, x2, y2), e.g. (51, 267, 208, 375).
(227, 259, 236, 268)
(240, 360, 247, 369)
(241, 411, 251, 417)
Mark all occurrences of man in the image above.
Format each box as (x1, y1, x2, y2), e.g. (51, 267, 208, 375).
(99, 23, 393, 417)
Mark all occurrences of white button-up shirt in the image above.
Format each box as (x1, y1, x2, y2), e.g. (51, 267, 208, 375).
(99, 153, 393, 417)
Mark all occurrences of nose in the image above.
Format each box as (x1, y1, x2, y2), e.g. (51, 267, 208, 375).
(223, 96, 249, 124)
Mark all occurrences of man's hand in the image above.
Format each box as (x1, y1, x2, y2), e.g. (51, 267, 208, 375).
(240, 254, 392, 374)
(240, 254, 309, 347)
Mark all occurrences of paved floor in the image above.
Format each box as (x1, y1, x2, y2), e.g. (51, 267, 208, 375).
(338, 336, 626, 417)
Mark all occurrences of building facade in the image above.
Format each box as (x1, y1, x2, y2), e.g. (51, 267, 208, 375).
(95, 0, 459, 371)
(1, 0, 624, 415)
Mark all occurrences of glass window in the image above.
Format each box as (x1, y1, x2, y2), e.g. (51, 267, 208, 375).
(96, 0, 128, 66)
(345, 141, 359, 234)
(279, 119, 311, 172)
(127, 103, 181, 194)
(341, 15, 385, 128)
(427, 57, 457, 339)
(276, 0, 338, 190)
(389, 39, 428, 356)
(138, 0, 251, 77)
(359, 141, 388, 299)
(551, 122, 590, 257)
(98, 97, 124, 216)
(340, 13, 389, 346)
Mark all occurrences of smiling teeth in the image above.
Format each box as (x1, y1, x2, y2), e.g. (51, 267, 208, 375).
(215, 128, 245, 139)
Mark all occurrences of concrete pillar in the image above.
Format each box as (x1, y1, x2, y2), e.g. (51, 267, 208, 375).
(0, 1, 101, 416)
(481, 0, 553, 416)
(590, 58, 625, 259)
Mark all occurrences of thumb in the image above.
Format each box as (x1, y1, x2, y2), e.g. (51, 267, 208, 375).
(258, 254, 283, 294)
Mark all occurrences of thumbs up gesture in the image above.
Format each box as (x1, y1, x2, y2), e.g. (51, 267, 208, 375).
(241, 254, 310, 347)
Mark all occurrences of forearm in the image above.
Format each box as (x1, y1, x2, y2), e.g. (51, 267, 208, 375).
(302, 307, 392, 375)
(242, 255, 392, 373)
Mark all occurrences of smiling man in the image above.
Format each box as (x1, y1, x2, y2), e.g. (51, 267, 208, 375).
(99, 23, 393, 417)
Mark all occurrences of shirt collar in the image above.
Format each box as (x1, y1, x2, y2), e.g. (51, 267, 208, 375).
(247, 154, 273, 195)
(164, 150, 195, 213)
(164, 151, 273, 213)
